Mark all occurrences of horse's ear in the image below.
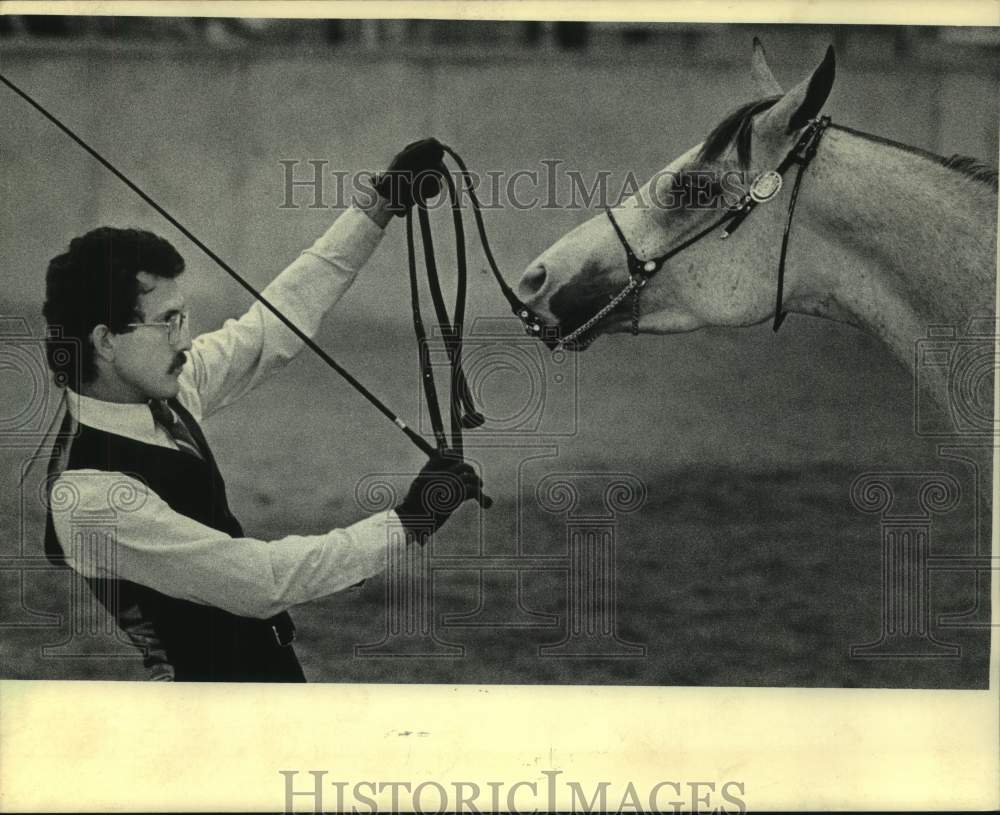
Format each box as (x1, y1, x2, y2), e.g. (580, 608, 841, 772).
(750, 37, 783, 97)
(757, 45, 836, 136)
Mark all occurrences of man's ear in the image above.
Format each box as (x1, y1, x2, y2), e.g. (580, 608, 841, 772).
(89, 324, 115, 364)
(756, 45, 836, 137)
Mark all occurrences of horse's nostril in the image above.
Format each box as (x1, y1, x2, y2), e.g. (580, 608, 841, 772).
(519, 263, 547, 298)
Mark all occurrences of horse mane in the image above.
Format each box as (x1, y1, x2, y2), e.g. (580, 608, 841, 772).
(698, 98, 998, 191)
(936, 154, 999, 187)
(833, 124, 998, 190)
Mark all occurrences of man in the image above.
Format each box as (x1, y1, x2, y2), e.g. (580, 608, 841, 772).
(42, 138, 483, 682)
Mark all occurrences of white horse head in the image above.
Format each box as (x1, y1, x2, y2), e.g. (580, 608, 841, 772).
(519, 40, 837, 342)
(517, 40, 996, 409)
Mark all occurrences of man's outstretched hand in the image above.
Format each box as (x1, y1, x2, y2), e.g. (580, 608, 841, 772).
(373, 138, 446, 216)
(395, 452, 485, 543)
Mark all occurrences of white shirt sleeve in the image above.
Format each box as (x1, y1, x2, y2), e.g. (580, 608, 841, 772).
(50, 469, 407, 620)
(177, 207, 385, 421)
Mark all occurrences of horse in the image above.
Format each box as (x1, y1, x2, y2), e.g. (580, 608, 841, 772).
(515, 41, 997, 412)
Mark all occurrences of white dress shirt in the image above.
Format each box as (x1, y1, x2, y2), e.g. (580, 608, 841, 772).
(51, 207, 406, 620)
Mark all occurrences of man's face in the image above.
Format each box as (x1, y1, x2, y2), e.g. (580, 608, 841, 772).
(108, 271, 191, 402)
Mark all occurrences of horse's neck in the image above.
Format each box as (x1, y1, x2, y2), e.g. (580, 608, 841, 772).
(788, 126, 997, 380)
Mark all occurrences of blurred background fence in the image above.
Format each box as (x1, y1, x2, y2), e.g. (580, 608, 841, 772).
(2, 16, 1000, 55)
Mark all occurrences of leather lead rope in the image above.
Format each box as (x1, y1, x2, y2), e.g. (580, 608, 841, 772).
(407, 153, 494, 461)
(441, 146, 552, 340)
(440, 170, 484, 432)
(405, 210, 449, 453)
(407, 145, 559, 460)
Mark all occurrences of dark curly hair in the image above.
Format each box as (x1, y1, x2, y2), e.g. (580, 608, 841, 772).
(43, 227, 185, 390)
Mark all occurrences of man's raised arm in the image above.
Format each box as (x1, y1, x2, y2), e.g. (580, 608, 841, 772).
(179, 138, 445, 421)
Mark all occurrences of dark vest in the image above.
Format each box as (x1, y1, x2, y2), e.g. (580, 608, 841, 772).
(44, 400, 305, 683)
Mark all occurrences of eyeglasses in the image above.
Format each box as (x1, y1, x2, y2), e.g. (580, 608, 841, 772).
(124, 311, 189, 345)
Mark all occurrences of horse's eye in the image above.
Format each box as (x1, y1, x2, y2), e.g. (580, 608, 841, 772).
(671, 170, 724, 211)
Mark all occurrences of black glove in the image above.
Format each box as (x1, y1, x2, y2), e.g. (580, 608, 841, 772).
(395, 452, 484, 543)
(373, 138, 446, 216)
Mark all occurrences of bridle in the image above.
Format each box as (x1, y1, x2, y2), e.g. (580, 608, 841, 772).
(554, 115, 831, 348)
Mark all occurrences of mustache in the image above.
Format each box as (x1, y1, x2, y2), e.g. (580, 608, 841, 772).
(169, 353, 187, 373)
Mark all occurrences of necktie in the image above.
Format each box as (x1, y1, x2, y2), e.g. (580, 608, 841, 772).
(149, 400, 205, 460)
